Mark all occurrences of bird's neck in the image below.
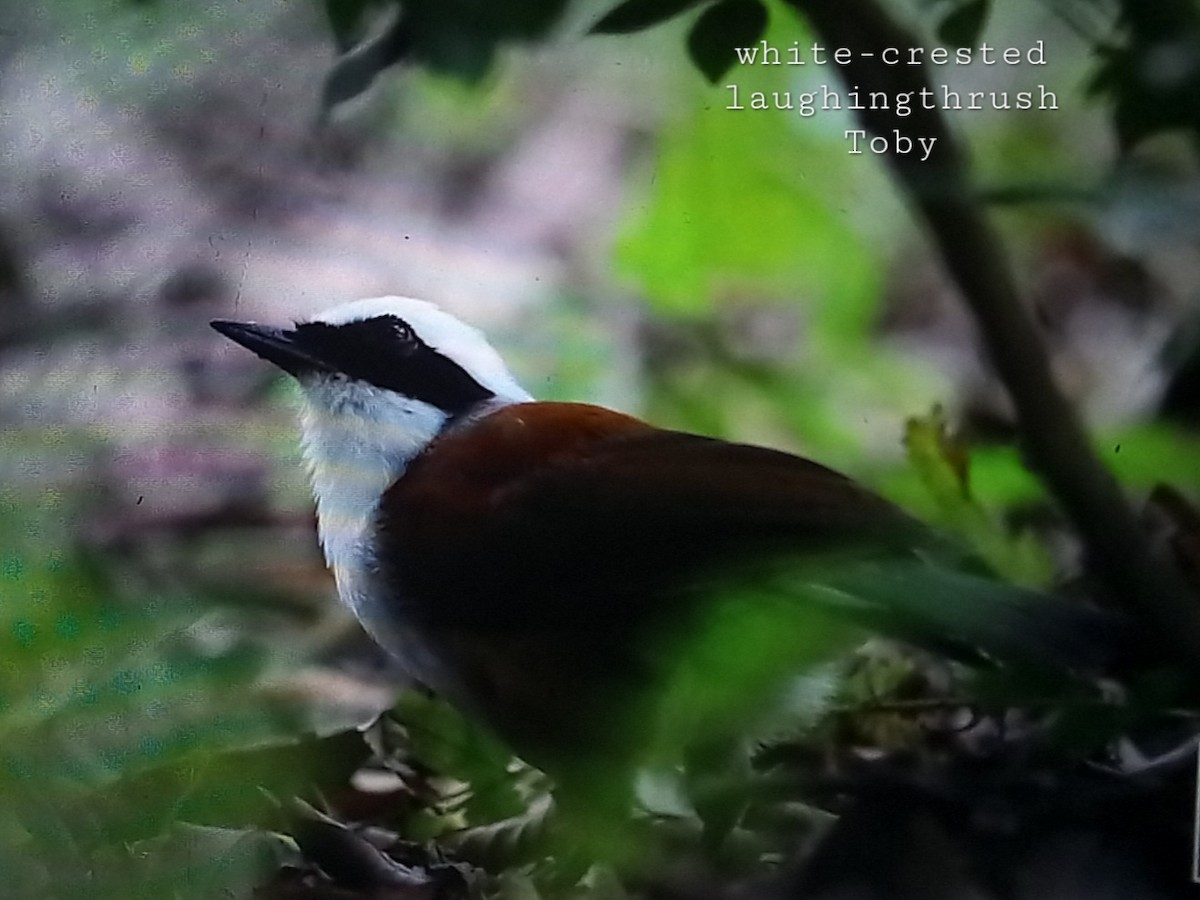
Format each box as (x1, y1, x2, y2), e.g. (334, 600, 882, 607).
(295, 372, 532, 646)
(298, 383, 450, 581)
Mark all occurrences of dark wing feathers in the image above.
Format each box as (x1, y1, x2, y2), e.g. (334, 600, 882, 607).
(379, 403, 1126, 670)
(381, 404, 923, 630)
(515, 428, 924, 547)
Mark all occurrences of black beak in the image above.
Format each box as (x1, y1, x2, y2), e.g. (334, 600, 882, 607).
(210, 320, 326, 378)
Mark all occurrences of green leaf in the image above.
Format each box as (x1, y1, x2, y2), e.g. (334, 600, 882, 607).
(648, 579, 859, 763)
(936, 0, 989, 50)
(1087, 4, 1200, 148)
(442, 797, 555, 871)
(591, 0, 709, 34)
(321, 0, 573, 90)
(0, 484, 315, 895)
(119, 824, 292, 900)
(392, 690, 525, 822)
(324, 0, 386, 51)
(615, 38, 880, 321)
(687, 0, 768, 83)
(903, 409, 1054, 586)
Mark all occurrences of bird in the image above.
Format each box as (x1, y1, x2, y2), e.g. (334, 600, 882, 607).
(211, 296, 1127, 781)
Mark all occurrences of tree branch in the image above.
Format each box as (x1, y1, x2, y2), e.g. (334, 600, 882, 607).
(785, 0, 1200, 663)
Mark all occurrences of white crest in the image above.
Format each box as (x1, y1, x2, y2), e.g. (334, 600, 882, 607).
(309, 295, 531, 403)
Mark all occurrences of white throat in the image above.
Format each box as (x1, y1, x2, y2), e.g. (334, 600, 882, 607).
(299, 375, 448, 582)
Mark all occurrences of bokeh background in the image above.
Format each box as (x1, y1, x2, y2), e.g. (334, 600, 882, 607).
(2, 0, 1199, 896)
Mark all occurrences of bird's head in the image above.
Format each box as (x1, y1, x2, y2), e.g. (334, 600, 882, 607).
(212, 296, 532, 560)
(213, 295, 529, 421)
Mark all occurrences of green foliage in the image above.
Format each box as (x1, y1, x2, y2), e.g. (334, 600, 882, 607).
(879, 440, 1044, 528)
(323, 0, 571, 88)
(935, 0, 992, 49)
(893, 419, 1200, 522)
(103, 825, 292, 900)
(1099, 422, 1200, 490)
(0, 483, 319, 897)
(648, 580, 859, 764)
(323, 0, 388, 50)
(615, 12, 881, 318)
(1090, 0, 1200, 149)
(904, 409, 1054, 586)
(591, 0, 709, 34)
(391, 690, 530, 826)
(687, 0, 769, 83)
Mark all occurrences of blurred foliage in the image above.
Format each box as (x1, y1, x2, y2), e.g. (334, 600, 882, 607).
(321, 0, 574, 106)
(614, 8, 880, 317)
(591, 0, 710, 34)
(1090, 0, 1200, 149)
(936, 0, 992, 48)
(0, 449, 354, 897)
(313, 0, 1200, 158)
(647, 580, 856, 760)
(389, 690, 531, 827)
(685, 0, 770, 83)
(904, 409, 1055, 586)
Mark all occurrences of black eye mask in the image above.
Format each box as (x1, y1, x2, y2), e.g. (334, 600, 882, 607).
(292, 316, 495, 416)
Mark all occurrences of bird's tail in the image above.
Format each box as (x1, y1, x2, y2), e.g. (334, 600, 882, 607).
(780, 559, 1131, 673)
